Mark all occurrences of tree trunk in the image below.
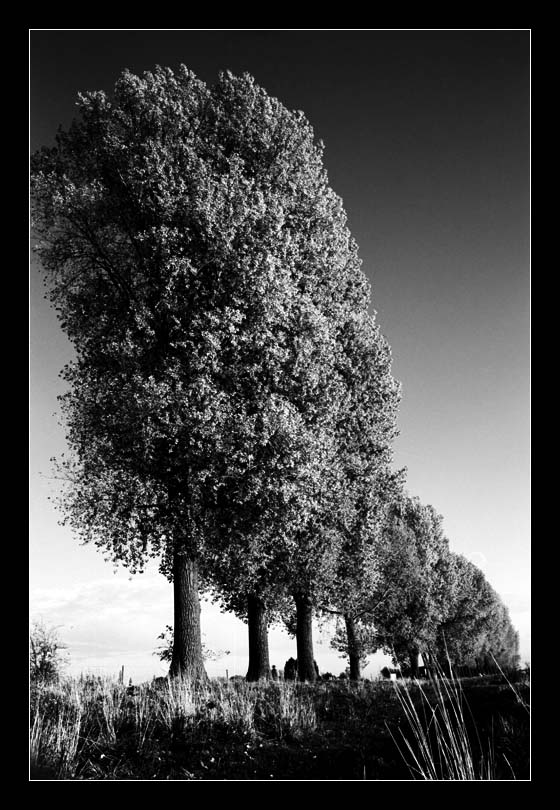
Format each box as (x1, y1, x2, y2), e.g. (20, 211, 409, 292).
(295, 594, 316, 682)
(345, 613, 361, 681)
(246, 594, 270, 681)
(409, 647, 419, 678)
(422, 649, 432, 677)
(169, 550, 207, 681)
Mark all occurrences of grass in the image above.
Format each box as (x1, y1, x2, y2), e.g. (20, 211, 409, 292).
(388, 658, 530, 780)
(29, 670, 529, 780)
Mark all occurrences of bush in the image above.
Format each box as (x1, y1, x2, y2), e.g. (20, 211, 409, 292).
(30, 620, 69, 683)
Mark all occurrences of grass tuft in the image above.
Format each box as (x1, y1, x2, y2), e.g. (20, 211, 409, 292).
(387, 656, 530, 780)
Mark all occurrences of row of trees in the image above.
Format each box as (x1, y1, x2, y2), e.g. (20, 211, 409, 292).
(31, 66, 517, 683)
(328, 494, 519, 678)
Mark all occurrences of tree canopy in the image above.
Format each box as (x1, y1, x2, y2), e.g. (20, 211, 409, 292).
(31, 66, 400, 680)
(31, 65, 518, 682)
(328, 498, 520, 678)
(433, 553, 520, 672)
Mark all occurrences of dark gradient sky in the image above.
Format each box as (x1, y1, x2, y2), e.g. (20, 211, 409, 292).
(30, 30, 530, 666)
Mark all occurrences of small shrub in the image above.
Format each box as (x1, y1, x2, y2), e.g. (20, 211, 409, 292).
(284, 658, 298, 680)
(30, 621, 69, 684)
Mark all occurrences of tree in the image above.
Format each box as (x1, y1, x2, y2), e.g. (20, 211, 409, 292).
(323, 465, 403, 680)
(30, 620, 69, 683)
(302, 276, 403, 682)
(372, 495, 452, 675)
(434, 553, 520, 673)
(321, 468, 403, 681)
(274, 234, 401, 683)
(188, 72, 398, 682)
(31, 66, 383, 682)
(329, 615, 376, 678)
(32, 66, 230, 680)
(266, 314, 401, 682)
(479, 601, 519, 671)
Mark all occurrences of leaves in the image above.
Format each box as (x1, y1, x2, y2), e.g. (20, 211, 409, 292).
(32, 65, 401, 629)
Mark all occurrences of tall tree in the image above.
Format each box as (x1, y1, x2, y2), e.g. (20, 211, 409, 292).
(323, 447, 403, 680)
(31, 66, 386, 681)
(372, 495, 452, 676)
(32, 66, 229, 679)
(278, 235, 402, 680)
(434, 553, 520, 672)
(195, 73, 399, 682)
(323, 463, 402, 681)
(478, 602, 519, 671)
(278, 319, 401, 682)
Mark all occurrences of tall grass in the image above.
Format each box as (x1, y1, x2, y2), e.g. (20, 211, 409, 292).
(30, 669, 529, 779)
(30, 680, 82, 778)
(29, 675, 318, 779)
(387, 657, 530, 780)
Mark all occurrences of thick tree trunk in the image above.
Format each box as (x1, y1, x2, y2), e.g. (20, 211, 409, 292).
(246, 594, 270, 681)
(169, 550, 207, 681)
(295, 594, 316, 682)
(345, 613, 361, 681)
(409, 647, 419, 678)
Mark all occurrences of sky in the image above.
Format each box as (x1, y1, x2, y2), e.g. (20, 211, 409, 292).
(29, 29, 530, 681)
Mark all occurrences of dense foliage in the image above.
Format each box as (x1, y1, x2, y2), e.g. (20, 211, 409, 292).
(31, 65, 402, 681)
(433, 553, 519, 672)
(31, 64, 519, 683)
(329, 496, 520, 677)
